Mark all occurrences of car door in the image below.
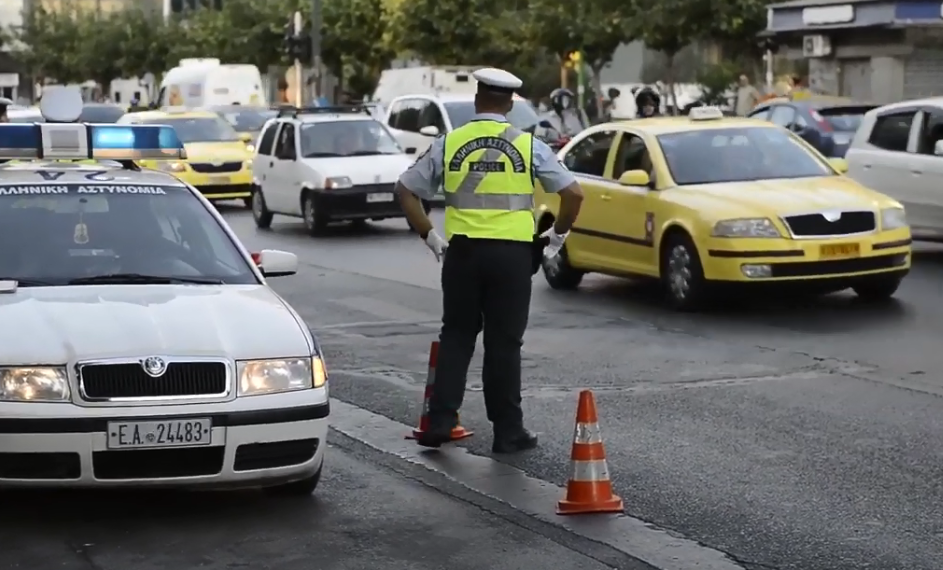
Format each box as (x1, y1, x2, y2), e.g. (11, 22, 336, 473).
(847, 109, 918, 220)
(253, 120, 280, 200)
(560, 129, 620, 270)
(903, 106, 943, 234)
(389, 98, 426, 154)
(603, 131, 659, 274)
(270, 122, 301, 214)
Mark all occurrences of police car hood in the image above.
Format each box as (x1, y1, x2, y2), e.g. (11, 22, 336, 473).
(303, 154, 414, 185)
(0, 284, 311, 364)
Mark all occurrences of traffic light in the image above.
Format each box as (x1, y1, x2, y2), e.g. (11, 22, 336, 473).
(282, 18, 312, 62)
(563, 51, 581, 69)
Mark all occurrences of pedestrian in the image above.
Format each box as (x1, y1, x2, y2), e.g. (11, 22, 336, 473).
(735, 74, 761, 116)
(395, 68, 584, 453)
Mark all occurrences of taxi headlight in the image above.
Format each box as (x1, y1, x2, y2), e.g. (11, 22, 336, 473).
(245, 143, 255, 153)
(325, 176, 353, 189)
(244, 160, 252, 170)
(0, 367, 70, 402)
(237, 357, 327, 396)
(157, 161, 186, 173)
(712, 218, 781, 238)
(881, 207, 907, 230)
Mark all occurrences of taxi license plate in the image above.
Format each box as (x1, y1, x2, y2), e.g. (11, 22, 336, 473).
(367, 193, 394, 203)
(209, 176, 231, 184)
(820, 243, 860, 259)
(107, 418, 212, 450)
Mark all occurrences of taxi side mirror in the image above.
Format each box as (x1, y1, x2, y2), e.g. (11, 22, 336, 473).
(618, 169, 651, 187)
(238, 132, 253, 143)
(828, 157, 848, 174)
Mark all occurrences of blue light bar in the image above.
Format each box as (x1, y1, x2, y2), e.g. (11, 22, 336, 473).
(0, 123, 186, 161)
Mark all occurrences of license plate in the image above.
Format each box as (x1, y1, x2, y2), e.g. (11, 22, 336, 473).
(820, 243, 860, 259)
(366, 192, 394, 203)
(107, 418, 212, 450)
(209, 176, 231, 184)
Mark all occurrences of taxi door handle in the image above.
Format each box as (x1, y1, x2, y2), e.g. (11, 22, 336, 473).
(600, 194, 612, 201)
(912, 169, 922, 175)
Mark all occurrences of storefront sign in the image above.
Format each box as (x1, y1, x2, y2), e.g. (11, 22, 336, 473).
(802, 4, 855, 25)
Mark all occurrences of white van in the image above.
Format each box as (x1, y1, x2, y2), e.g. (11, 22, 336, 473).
(158, 58, 267, 108)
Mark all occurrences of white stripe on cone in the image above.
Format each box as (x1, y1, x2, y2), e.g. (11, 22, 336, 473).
(573, 422, 602, 444)
(568, 459, 612, 482)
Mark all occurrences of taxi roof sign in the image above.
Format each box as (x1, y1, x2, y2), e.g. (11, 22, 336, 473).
(688, 106, 724, 121)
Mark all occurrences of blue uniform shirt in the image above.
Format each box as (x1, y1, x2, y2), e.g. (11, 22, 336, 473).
(398, 113, 576, 200)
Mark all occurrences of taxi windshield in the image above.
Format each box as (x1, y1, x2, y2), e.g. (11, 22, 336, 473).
(656, 127, 833, 185)
(142, 116, 242, 143)
(216, 108, 277, 133)
(444, 100, 541, 132)
(299, 120, 402, 157)
(0, 183, 257, 286)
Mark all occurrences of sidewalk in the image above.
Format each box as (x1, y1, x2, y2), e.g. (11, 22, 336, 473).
(0, 447, 621, 570)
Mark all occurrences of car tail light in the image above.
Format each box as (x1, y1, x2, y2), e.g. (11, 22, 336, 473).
(810, 110, 832, 132)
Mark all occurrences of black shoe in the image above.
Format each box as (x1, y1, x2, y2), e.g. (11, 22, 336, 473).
(415, 427, 453, 449)
(492, 428, 538, 454)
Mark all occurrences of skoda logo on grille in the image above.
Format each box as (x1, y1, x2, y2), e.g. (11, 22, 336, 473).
(822, 210, 842, 222)
(141, 356, 167, 377)
(212, 161, 223, 166)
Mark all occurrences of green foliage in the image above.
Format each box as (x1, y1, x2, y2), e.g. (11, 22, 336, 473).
(527, 0, 637, 72)
(696, 61, 739, 104)
(323, 0, 395, 96)
(13, 6, 86, 83)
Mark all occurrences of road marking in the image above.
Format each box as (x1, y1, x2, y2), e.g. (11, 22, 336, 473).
(330, 398, 746, 570)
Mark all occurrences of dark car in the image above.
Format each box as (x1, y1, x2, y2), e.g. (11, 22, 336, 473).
(748, 97, 876, 157)
(78, 103, 126, 123)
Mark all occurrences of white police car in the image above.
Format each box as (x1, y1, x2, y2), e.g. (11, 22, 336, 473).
(0, 89, 328, 494)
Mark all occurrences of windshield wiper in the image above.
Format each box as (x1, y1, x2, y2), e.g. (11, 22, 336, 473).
(0, 278, 56, 287)
(68, 273, 223, 285)
(303, 152, 344, 158)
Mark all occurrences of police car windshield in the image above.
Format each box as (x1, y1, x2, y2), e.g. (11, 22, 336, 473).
(444, 101, 540, 132)
(0, 182, 257, 286)
(142, 117, 241, 143)
(300, 120, 402, 157)
(656, 127, 833, 185)
(216, 107, 277, 133)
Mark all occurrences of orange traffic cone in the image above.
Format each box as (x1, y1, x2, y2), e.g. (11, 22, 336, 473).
(406, 341, 473, 441)
(557, 390, 624, 515)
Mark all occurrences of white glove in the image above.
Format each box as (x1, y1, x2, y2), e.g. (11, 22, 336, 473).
(540, 227, 569, 260)
(424, 230, 449, 262)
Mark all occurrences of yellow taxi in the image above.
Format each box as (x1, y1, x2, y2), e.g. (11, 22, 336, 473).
(536, 107, 911, 311)
(117, 109, 254, 206)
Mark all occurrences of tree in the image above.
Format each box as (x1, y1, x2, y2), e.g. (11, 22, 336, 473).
(114, 9, 177, 79)
(322, 0, 395, 97)
(12, 5, 87, 84)
(73, 11, 127, 91)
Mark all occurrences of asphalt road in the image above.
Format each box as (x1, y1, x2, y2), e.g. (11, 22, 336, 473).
(224, 205, 943, 570)
(1, 444, 630, 570)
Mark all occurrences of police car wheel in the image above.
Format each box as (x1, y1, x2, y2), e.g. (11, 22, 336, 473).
(852, 275, 902, 302)
(661, 232, 708, 312)
(243, 197, 253, 209)
(542, 243, 583, 290)
(302, 192, 329, 235)
(251, 187, 273, 230)
(266, 463, 323, 496)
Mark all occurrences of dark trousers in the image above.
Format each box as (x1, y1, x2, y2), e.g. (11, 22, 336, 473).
(428, 236, 533, 435)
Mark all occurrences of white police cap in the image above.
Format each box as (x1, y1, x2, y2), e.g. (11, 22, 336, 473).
(473, 68, 523, 93)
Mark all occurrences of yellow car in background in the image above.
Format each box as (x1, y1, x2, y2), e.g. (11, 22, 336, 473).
(118, 109, 254, 206)
(536, 107, 911, 311)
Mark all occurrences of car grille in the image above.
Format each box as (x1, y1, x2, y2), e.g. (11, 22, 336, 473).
(353, 183, 395, 193)
(79, 361, 228, 400)
(783, 211, 875, 237)
(189, 162, 243, 173)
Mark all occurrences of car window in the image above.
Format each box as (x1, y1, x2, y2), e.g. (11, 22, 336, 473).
(868, 111, 915, 152)
(418, 102, 447, 132)
(393, 99, 422, 132)
(256, 121, 280, 155)
(817, 106, 875, 132)
(768, 106, 796, 127)
(387, 101, 405, 128)
(443, 100, 541, 132)
(141, 116, 241, 143)
(656, 126, 832, 185)
(563, 130, 617, 177)
(0, 182, 257, 285)
(612, 133, 653, 180)
(299, 120, 402, 157)
(749, 108, 771, 121)
(915, 108, 943, 155)
(274, 123, 296, 159)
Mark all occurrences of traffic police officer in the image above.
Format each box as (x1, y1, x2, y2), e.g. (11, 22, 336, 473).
(395, 68, 584, 452)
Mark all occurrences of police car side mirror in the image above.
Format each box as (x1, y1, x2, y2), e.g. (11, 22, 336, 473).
(619, 169, 651, 187)
(419, 125, 439, 137)
(256, 249, 298, 277)
(538, 119, 553, 129)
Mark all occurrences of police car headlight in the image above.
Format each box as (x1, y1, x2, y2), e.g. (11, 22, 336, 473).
(157, 161, 186, 173)
(325, 176, 353, 189)
(712, 218, 781, 238)
(0, 367, 70, 402)
(237, 357, 326, 396)
(881, 207, 907, 230)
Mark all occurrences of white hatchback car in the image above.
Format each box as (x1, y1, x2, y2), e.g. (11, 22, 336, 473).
(0, 96, 328, 494)
(846, 97, 943, 240)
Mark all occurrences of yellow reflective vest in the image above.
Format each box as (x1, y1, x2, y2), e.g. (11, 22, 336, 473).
(442, 119, 535, 242)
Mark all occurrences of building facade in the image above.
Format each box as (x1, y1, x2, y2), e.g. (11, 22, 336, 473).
(765, 0, 943, 103)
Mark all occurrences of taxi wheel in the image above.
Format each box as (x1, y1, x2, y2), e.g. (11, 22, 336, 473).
(251, 187, 273, 230)
(542, 243, 584, 290)
(302, 192, 329, 235)
(661, 232, 708, 311)
(266, 463, 322, 497)
(852, 275, 902, 302)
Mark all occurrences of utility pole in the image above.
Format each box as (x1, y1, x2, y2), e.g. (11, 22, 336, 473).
(311, 0, 322, 100)
(292, 10, 304, 107)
